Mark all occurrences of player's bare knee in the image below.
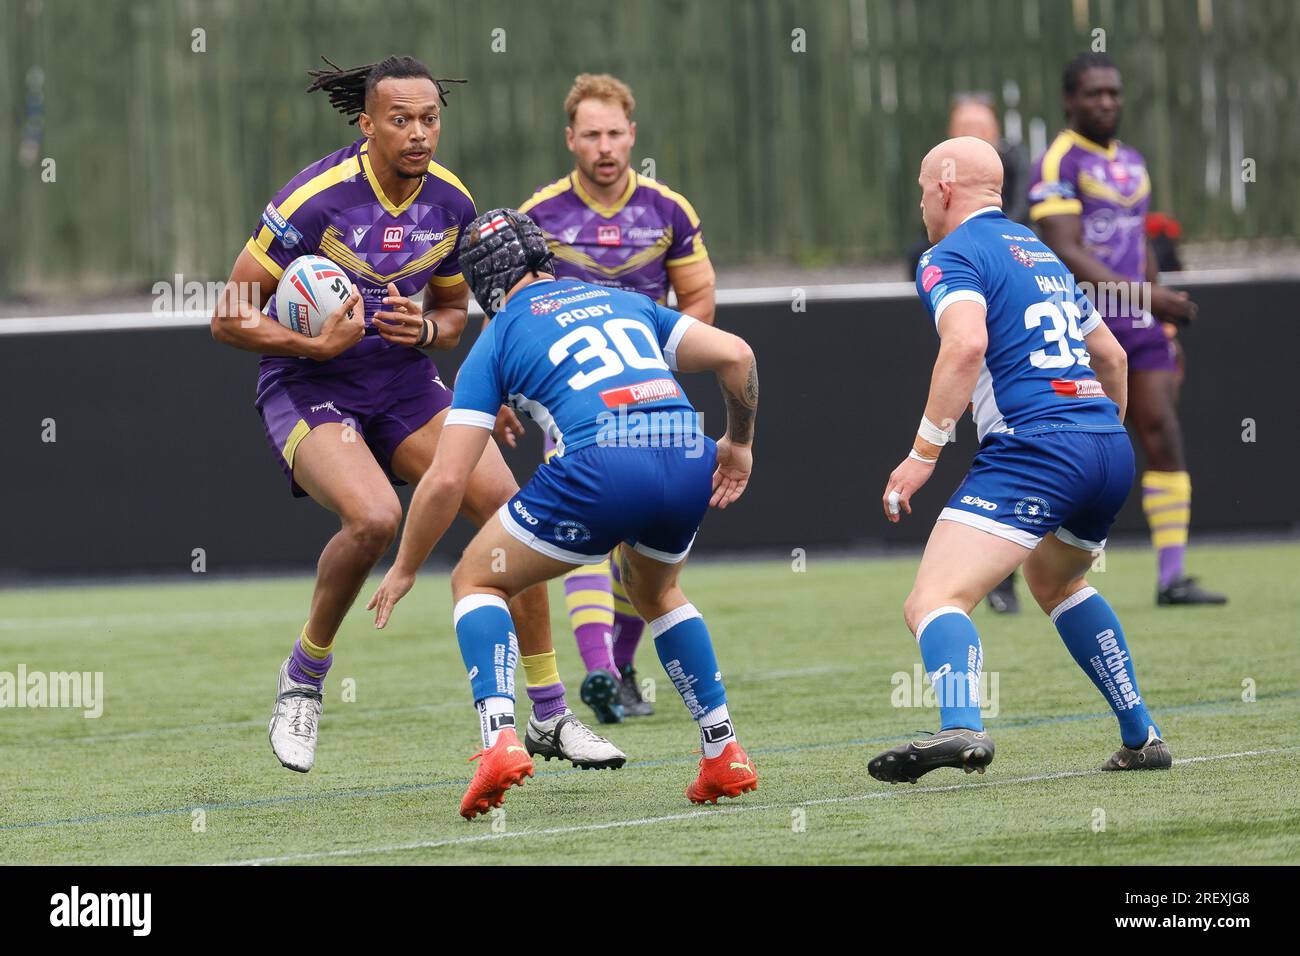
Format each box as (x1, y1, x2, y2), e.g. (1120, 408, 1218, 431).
(344, 505, 401, 559)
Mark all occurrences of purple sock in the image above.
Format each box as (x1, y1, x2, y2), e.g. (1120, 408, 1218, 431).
(527, 681, 568, 722)
(1158, 544, 1185, 588)
(612, 613, 646, 672)
(287, 636, 332, 688)
(574, 624, 616, 675)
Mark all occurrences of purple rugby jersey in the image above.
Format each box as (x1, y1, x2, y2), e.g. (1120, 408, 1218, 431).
(245, 138, 474, 494)
(518, 170, 708, 304)
(1029, 130, 1173, 371)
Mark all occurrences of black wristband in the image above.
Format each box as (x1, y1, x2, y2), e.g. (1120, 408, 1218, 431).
(415, 317, 437, 348)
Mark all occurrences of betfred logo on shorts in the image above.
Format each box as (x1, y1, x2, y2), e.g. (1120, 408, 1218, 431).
(600, 378, 681, 408)
(961, 495, 998, 512)
(381, 226, 404, 251)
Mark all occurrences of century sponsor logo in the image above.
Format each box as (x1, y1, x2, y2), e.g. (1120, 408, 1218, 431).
(0, 665, 103, 718)
(49, 886, 151, 936)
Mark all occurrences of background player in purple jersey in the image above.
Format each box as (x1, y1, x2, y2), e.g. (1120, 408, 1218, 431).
(1030, 53, 1226, 606)
(210, 55, 621, 775)
(509, 74, 717, 725)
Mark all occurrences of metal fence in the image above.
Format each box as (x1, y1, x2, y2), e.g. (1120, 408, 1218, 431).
(3, 0, 1297, 295)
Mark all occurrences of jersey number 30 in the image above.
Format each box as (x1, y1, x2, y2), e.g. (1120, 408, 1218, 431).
(548, 319, 669, 390)
(1024, 301, 1090, 369)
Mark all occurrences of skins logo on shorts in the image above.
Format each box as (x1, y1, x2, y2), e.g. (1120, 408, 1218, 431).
(1014, 496, 1051, 526)
(554, 520, 592, 545)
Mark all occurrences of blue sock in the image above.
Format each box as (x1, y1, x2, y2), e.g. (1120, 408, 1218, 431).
(452, 592, 519, 706)
(1051, 587, 1159, 748)
(916, 607, 984, 732)
(649, 603, 727, 720)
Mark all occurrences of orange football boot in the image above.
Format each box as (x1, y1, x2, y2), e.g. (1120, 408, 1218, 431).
(686, 741, 758, 804)
(460, 727, 535, 820)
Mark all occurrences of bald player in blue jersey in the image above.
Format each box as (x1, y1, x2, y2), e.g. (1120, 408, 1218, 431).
(211, 56, 619, 777)
(367, 210, 759, 818)
(868, 137, 1171, 782)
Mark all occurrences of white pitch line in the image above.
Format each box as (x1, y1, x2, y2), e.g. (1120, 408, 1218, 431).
(216, 746, 1292, 866)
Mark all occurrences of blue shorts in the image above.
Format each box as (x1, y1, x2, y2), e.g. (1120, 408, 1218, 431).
(939, 429, 1134, 551)
(499, 439, 718, 565)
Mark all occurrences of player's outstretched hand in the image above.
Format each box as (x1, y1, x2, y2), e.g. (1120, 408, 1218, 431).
(711, 436, 751, 509)
(366, 566, 416, 630)
(494, 405, 525, 449)
(374, 281, 426, 346)
(882, 454, 936, 523)
(311, 285, 365, 361)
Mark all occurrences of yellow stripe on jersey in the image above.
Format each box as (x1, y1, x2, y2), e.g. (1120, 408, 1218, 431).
(428, 272, 466, 287)
(1029, 197, 1083, 221)
(251, 155, 364, 273)
(636, 175, 703, 228)
(245, 237, 287, 280)
(360, 142, 421, 216)
(571, 170, 638, 217)
(282, 418, 311, 468)
(1029, 132, 1084, 222)
(666, 233, 709, 267)
(518, 174, 573, 214)
(1064, 128, 1120, 160)
(318, 225, 459, 284)
(1078, 168, 1151, 207)
(547, 230, 674, 277)
(427, 159, 476, 206)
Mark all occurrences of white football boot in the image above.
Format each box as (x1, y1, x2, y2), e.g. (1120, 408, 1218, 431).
(525, 710, 627, 769)
(268, 659, 323, 773)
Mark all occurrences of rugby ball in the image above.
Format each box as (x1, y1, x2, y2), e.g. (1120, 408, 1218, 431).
(274, 255, 353, 337)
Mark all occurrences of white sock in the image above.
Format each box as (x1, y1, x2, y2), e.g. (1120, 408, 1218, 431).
(698, 703, 735, 758)
(477, 696, 516, 748)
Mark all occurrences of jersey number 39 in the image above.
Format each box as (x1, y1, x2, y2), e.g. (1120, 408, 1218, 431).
(548, 319, 669, 390)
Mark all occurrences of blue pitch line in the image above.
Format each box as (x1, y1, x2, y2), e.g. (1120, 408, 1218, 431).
(2, 689, 1295, 835)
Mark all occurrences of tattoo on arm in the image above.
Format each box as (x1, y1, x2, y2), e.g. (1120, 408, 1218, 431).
(721, 358, 758, 445)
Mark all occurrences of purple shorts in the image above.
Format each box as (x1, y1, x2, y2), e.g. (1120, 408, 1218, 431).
(256, 349, 452, 497)
(1106, 312, 1177, 372)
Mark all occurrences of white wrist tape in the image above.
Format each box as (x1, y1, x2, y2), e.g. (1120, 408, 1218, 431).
(917, 415, 953, 446)
(908, 449, 938, 464)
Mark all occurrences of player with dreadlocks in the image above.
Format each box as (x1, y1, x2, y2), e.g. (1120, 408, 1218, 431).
(211, 55, 624, 777)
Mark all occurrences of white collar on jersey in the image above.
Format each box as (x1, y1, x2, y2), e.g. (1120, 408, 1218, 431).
(960, 205, 1003, 224)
